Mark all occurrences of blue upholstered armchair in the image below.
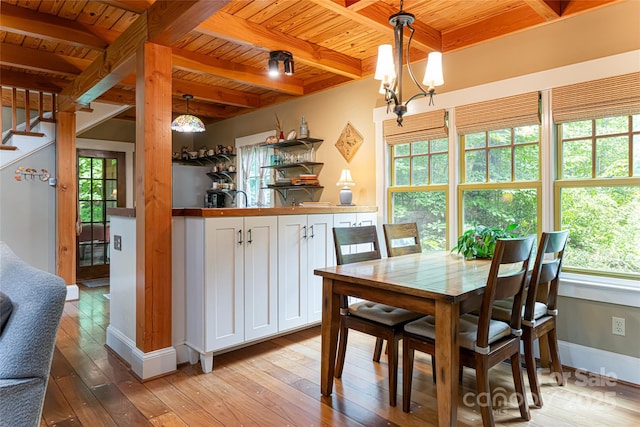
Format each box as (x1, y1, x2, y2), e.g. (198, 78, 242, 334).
(0, 242, 67, 427)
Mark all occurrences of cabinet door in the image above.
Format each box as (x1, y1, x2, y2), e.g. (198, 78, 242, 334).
(277, 215, 308, 331)
(244, 216, 278, 340)
(203, 217, 244, 352)
(333, 212, 357, 228)
(307, 214, 334, 323)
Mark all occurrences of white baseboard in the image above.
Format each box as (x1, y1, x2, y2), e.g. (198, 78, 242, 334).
(559, 340, 640, 385)
(106, 325, 177, 380)
(65, 285, 79, 301)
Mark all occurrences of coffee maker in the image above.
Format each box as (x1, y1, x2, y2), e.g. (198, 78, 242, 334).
(205, 190, 226, 208)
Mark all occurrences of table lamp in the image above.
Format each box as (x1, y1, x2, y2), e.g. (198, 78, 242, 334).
(337, 169, 355, 205)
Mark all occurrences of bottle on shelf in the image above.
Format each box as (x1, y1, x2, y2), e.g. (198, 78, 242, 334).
(299, 116, 308, 138)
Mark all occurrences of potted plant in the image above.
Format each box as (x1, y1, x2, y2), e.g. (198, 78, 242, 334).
(452, 222, 520, 259)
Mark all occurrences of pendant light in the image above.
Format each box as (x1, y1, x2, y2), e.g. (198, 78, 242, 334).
(171, 94, 205, 133)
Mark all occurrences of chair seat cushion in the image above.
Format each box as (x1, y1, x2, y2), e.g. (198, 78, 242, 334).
(404, 314, 512, 351)
(492, 298, 548, 323)
(349, 300, 423, 326)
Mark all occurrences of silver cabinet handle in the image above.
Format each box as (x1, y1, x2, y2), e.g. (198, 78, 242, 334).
(309, 224, 315, 238)
(247, 229, 252, 244)
(238, 229, 243, 245)
(302, 225, 307, 239)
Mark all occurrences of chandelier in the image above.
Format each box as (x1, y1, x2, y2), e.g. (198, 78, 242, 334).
(171, 94, 205, 133)
(374, 0, 444, 126)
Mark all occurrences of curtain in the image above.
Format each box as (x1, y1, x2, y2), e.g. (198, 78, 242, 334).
(257, 147, 270, 207)
(456, 92, 541, 134)
(239, 145, 256, 203)
(383, 110, 448, 144)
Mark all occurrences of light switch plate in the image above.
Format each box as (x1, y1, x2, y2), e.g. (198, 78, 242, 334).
(114, 235, 122, 251)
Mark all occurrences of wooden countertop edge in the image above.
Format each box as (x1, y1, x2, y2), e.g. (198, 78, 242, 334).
(108, 206, 377, 218)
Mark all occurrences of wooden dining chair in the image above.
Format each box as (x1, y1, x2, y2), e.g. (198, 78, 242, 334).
(492, 231, 569, 407)
(383, 222, 422, 257)
(402, 235, 535, 426)
(332, 225, 423, 407)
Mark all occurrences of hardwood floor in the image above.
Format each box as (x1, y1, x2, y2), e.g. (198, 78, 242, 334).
(42, 286, 640, 426)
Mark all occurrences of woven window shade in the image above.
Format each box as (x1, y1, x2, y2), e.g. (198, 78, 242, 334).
(456, 92, 540, 135)
(552, 72, 640, 123)
(383, 110, 448, 145)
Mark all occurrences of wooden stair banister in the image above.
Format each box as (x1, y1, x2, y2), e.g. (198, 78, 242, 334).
(1, 86, 56, 146)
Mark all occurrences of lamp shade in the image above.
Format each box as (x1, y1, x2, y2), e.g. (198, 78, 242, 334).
(423, 52, 444, 89)
(374, 44, 396, 85)
(171, 114, 205, 132)
(336, 169, 355, 187)
(171, 94, 205, 132)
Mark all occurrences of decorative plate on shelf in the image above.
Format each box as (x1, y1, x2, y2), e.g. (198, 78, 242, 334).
(286, 129, 297, 140)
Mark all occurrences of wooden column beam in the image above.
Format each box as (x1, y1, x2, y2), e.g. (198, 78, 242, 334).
(135, 42, 173, 353)
(56, 111, 77, 287)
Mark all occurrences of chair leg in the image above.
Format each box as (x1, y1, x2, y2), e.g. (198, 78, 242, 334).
(511, 352, 531, 421)
(547, 328, 565, 386)
(335, 322, 349, 378)
(475, 356, 495, 427)
(523, 329, 542, 408)
(402, 339, 414, 413)
(373, 338, 384, 362)
(387, 336, 399, 407)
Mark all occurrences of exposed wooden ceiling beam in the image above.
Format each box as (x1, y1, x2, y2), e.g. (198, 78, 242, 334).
(524, 0, 563, 20)
(0, 3, 116, 49)
(172, 48, 304, 96)
(172, 79, 262, 109)
(92, 0, 154, 15)
(196, 11, 363, 80)
(442, 5, 545, 52)
(0, 43, 88, 76)
(58, 0, 231, 112)
(0, 69, 66, 94)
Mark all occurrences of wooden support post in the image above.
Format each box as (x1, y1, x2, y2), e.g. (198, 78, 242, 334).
(56, 111, 77, 286)
(135, 41, 173, 353)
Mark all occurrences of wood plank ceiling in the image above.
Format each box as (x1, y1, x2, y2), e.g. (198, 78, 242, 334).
(0, 0, 622, 124)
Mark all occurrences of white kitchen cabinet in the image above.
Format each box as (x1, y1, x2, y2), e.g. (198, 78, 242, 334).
(278, 214, 335, 330)
(185, 216, 277, 373)
(333, 211, 379, 253)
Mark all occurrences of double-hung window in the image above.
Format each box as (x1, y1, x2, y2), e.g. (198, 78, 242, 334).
(385, 110, 448, 251)
(456, 92, 541, 236)
(553, 73, 640, 278)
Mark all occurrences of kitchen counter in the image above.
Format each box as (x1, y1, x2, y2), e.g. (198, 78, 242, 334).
(108, 206, 377, 218)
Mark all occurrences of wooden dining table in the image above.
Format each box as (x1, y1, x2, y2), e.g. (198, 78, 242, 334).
(314, 251, 494, 427)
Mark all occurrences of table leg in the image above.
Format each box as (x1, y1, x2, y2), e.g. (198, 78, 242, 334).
(435, 300, 460, 427)
(320, 277, 340, 396)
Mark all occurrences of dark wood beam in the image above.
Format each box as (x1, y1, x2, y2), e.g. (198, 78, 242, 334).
(197, 10, 362, 79)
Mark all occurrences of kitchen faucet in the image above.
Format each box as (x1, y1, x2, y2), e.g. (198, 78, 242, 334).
(234, 190, 249, 208)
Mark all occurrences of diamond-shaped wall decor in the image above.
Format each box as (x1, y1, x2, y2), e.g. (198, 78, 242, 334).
(335, 122, 363, 163)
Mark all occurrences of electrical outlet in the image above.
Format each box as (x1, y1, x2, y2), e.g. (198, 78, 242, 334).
(114, 235, 122, 251)
(612, 316, 625, 336)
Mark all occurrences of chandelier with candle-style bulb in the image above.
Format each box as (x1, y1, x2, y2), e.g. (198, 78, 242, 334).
(374, 0, 444, 126)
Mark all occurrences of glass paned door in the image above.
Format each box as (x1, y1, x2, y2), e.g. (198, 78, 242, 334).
(77, 149, 125, 280)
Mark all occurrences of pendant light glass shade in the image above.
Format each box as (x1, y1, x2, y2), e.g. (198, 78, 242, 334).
(171, 94, 205, 133)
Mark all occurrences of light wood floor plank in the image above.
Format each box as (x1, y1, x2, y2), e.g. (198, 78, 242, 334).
(40, 286, 640, 427)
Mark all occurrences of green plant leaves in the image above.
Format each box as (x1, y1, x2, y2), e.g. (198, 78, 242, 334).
(451, 222, 520, 259)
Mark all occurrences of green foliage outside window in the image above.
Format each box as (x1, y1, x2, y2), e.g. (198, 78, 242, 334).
(558, 114, 640, 276)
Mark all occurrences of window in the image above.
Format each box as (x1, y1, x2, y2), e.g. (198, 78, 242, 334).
(555, 114, 640, 277)
(238, 145, 272, 207)
(388, 138, 448, 251)
(459, 125, 540, 237)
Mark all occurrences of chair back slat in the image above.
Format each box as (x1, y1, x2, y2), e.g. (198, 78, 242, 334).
(476, 235, 535, 348)
(383, 222, 422, 257)
(525, 230, 569, 320)
(333, 226, 381, 266)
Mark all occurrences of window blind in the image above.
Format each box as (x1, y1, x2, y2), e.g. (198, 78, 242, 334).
(455, 92, 540, 135)
(552, 72, 640, 123)
(383, 110, 448, 145)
